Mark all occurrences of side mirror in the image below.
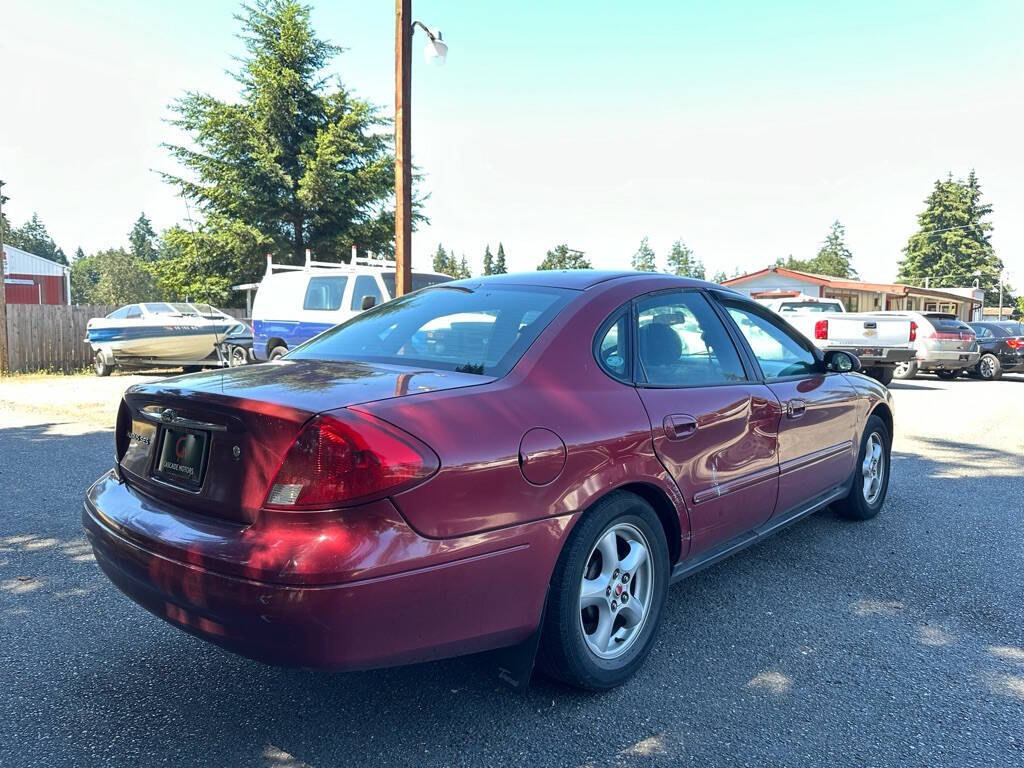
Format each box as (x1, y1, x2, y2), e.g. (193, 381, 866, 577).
(360, 295, 377, 310)
(824, 350, 861, 373)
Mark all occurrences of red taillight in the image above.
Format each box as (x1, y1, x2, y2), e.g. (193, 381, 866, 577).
(1007, 338, 1024, 350)
(909, 321, 917, 342)
(814, 319, 828, 340)
(264, 411, 438, 510)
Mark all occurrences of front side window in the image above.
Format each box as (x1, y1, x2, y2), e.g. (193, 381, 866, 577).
(290, 285, 571, 377)
(303, 276, 349, 311)
(350, 275, 384, 310)
(726, 303, 818, 379)
(635, 291, 746, 386)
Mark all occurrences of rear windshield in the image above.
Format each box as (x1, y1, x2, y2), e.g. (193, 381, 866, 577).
(289, 285, 572, 376)
(991, 322, 1024, 337)
(777, 301, 843, 313)
(927, 315, 971, 332)
(381, 271, 452, 297)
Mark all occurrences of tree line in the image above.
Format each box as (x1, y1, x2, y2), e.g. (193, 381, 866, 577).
(3, 1, 1015, 313)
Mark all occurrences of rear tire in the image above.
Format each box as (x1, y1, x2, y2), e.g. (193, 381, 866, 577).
(892, 360, 917, 380)
(977, 353, 1002, 380)
(268, 346, 287, 360)
(866, 366, 894, 386)
(93, 353, 112, 377)
(538, 492, 669, 690)
(833, 415, 890, 521)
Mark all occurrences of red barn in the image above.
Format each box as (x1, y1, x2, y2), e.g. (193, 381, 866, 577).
(2, 244, 70, 305)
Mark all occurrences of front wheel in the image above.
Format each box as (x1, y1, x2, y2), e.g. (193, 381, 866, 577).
(977, 353, 1002, 380)
(833, 414, 891, 521)
(538, 492, 669, 690)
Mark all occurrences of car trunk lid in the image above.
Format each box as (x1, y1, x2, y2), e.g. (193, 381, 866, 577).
(116, 360, 492, 522)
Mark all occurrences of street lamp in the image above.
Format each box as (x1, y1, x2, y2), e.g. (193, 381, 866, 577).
(394, 2, 446, 297)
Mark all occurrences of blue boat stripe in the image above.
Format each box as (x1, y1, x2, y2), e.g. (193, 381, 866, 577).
(87, 324, 235, 343)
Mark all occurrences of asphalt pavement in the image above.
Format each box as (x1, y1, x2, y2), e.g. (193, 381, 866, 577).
(1, 373, 1022, 767)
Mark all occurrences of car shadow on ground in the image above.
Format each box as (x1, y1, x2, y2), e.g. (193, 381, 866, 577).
(2, 424, 1023, 767)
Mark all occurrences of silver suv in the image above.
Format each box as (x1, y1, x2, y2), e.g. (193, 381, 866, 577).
(872, 312, 979, 379)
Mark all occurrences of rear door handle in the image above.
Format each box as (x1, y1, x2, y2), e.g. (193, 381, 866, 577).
(664, 414, 698, 440)
(786, 399, 806, 419)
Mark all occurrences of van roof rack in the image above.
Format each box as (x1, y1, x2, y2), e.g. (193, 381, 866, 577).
(265, 247, 395, 276)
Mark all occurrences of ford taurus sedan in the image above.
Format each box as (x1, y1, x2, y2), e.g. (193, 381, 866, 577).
(84, 271, 894, 690)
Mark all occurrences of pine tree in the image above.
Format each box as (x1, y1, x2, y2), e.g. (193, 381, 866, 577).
(631, 236, 657, 272)
(482, 245, 494, 276)
(898, 171, 1008, 303)
(7, 212, 67, 264)
(129, 212, 159, 261)
(667, 239, 705, 278)
(73, 247, 86, 261)
(494, 243, 507, 274)
(810, 220, 857, 277)
(538, 244, 591, 270)
(163, 0, 407, 268)
(432, 243, 455, 276)
(458, 255, 471, 279)
(711, 270, 728, 284)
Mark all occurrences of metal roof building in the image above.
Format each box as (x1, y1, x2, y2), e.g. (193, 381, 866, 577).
(2, 243, 71, 305)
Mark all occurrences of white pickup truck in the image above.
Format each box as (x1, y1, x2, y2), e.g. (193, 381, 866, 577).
(757, 294, 916, 385)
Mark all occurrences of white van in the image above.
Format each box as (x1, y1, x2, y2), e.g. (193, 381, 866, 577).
(251, 254, 451, 360)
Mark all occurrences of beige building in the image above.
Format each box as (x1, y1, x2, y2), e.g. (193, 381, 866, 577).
(722, 267, 984, 321)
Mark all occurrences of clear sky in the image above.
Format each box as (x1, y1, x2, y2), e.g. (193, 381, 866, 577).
(1, 0, 1022, 288)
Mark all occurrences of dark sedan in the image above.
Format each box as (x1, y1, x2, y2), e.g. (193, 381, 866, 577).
(967, 321, 1024, 379)
(84, 271, 894, 690)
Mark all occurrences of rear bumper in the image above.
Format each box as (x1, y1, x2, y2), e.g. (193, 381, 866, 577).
(83, 471, 566, 669)
(916, 351, 980, 370)
(835, 347, 916, 366)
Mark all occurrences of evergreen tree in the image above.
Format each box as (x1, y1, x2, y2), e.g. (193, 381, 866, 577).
(432, 243, 457, 276)
(494, 242, 508, 274)
(7, 212, 67, 264)
(73, 247, 85, 261)
(128, 212, 159, 261)
(458, 255, 471, 279)
(163, 0, 408, 269)
(538, 244, 591, 270)
(631, 236, 657, 272)
(711, 270, 729, 284)
(810, 220, 857, 277)
(482, 244, 494, 276)
(898, 171, 1009, 303)
(667, 239, 705, 279)
(70, 251, 102, 304)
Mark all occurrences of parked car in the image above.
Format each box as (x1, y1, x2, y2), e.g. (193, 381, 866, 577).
(868, 312, 979, 380)
(967, 321, 1024, 380)
(756, 294, 915, 385)
(215, 321, 254, 367)
(250, 255, 451, 360)
(84, 271, 893, 690)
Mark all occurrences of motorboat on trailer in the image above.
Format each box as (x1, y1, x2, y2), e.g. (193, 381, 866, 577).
(85, 302, 240, 376)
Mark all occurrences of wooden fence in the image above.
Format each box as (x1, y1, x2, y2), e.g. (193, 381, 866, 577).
(3, 305, 247, 374)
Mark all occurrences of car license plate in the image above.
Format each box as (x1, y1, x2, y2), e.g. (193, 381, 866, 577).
(155, 427, 208, 488)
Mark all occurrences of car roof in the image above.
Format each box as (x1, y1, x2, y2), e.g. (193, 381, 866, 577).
(440, 270, 734, 293)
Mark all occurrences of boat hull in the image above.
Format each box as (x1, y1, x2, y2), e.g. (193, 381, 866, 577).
(87, 324, 234, 363)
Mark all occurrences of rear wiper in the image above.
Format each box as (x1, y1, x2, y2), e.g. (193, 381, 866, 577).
(431, 285, 473, 294)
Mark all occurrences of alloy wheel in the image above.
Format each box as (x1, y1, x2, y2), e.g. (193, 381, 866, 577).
(579, 523, 653, 660)
(981, 357, 996, 378)
(862, 432, 886, 505)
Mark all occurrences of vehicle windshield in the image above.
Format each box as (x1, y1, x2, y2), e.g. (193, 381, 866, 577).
(288, 285, 572, 376)
(777, 301, 843, 313)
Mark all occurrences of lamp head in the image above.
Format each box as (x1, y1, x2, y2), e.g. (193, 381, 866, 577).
(424, 31, 447, 65)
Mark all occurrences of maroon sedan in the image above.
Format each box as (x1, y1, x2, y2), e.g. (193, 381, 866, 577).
(84, 271, 893, 689)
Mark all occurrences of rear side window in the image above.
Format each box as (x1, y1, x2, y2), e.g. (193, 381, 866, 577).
(290, 285, 571, 377)
(595, 310, 631, 382)
(350, 275, 384, 310)
(303, 276, 349, 311)
(381, 272, 453, 298)
(635, 291, 747, 386)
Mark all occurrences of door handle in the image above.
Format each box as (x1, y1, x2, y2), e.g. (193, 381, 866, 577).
(663, 414, 698, 440)
(786, 399, 806, 419)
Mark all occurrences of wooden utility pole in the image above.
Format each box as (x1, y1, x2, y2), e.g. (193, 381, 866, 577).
(394, 0, 413, 297)
(0, 179, 9, 374)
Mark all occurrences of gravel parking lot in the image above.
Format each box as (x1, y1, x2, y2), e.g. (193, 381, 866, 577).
(1, 371, 1022, 767)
